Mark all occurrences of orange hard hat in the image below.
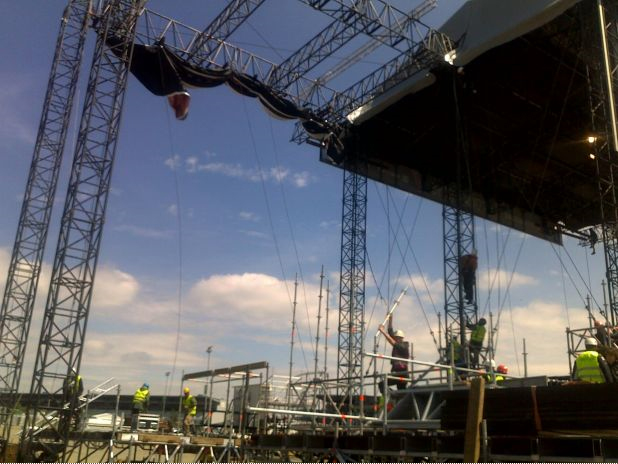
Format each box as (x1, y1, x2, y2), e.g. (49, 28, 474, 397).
(497, 364, 508, 374)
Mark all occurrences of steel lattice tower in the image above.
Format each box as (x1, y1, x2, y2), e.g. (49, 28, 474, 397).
(590, 0, 618, 326)
(0, 0, 90, 449)
(337, 168, 367, 408)
(443, 69, 478, 353)
(442, 204, 477, 349)
(20, 0, 143, 460)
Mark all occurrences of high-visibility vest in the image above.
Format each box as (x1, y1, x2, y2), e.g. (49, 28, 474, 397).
(68, 375, 82, 395)
(471, 325, 486, 344)
(183, 395, 197, 415)
(133, 387, 149, 406)
(575, 351, 605, 383)
(485, 373, 504, 383)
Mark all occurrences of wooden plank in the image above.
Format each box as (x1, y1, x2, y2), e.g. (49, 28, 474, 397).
(190, 436, 240, 446)
(139, 433, 182, 443)
(463, 377, 485, 462)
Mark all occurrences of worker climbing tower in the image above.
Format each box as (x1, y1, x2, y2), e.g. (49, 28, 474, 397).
(20, 0, 143, 460)
(0, 0, 90, 451)
(443, 204, 477, 358)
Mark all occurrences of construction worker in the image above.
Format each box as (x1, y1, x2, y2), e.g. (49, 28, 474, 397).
(589, 228, 598, 255)
(459, 250, 478, 304)
(182, 387, 198, 435)
(572, 337, 613, 383)
(594, 319, 612, 346)
(447, 335, 464, 364)
(378, 314, 411, 396)
(61, 367, 84, 432)
(131, 383, 150, 431)
(496, 364, 508, 382)
(484, 360, 506, 384)
(466, 318, 486, 368)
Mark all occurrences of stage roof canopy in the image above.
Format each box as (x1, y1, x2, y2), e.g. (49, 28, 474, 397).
(325, 0, 607, 243)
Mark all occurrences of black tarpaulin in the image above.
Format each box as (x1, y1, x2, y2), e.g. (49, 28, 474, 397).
(108, 37, 339, 149)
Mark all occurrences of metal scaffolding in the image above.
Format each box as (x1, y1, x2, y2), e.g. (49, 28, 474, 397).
(590, 0, 618, 326)
(337, 168, 367, 408)
(0, 0, 90, 450)
(442, 69, 478, 356)
(442, 205, 477, 348)
(19, 0, 143, 460)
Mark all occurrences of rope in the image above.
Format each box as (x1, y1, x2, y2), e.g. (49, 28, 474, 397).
(370, 184, 440, 350)
(506, 295, 521, 376)
(265, 117, 316, 364)
(493, 234, 527, 348)
(241, 100, 310, 371)
(164, 103, 184, 395)
(559, 246, 572, 327)
(479, 227, 513, 318)
(550, 241, 603, 313)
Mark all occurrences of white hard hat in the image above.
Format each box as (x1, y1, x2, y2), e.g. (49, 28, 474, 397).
(393, 329, 405, 338)
(485, 359, 496, 369)
(585, 337, 598, 348)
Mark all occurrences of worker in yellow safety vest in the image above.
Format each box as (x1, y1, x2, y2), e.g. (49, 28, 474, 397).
(131, 383, 150, 431)
(484, 362, 508, 384)
(572, 337, 613, 383)
(182, 387, 198, 435)
(466, 318, 486, 368)
(61, 367, 84, 432)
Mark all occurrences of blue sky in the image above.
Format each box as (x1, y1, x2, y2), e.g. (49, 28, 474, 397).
(0, 0, 604, 401)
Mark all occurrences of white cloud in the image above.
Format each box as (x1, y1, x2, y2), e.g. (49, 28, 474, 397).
(239, 211, 259, 222)
(0, 74, 37, 145)
(186, 273, 319, 333)
(491, 300, 588, 377)
(270, 166, 289, 182)
(292, 171, 310, 188)
(479, 268, 537, 290)
(186, 156, 198, 173)
(113, 224, 172, 239)
(92, 267, 139, 308)
(164, 154, 181, 170)
(319, 220, 339, 229)
(173, 154, 313, 188)
(241, 229, 268, 239)
(394, 274, 444, 306)
(167, 204, 178, 216)
(197, 162, 250, 178)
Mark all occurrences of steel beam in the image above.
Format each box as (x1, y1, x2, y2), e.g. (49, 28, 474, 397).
(186, 0, 266, 67)
(271, 0, 436, 90)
